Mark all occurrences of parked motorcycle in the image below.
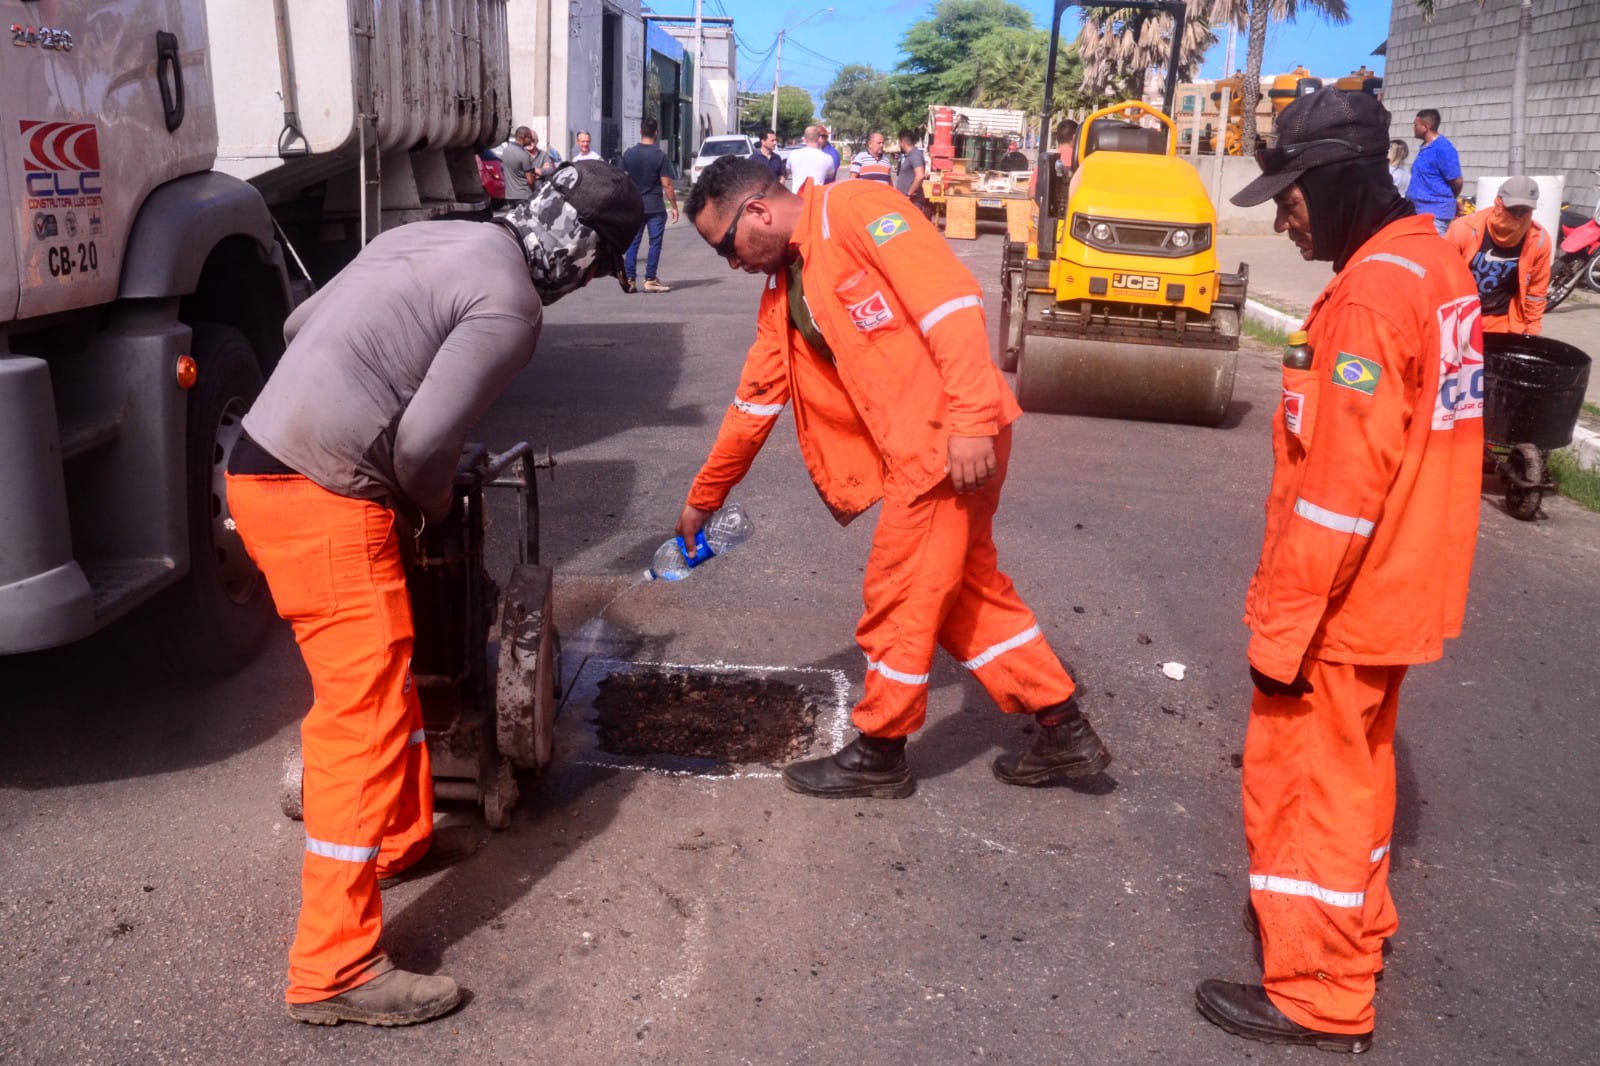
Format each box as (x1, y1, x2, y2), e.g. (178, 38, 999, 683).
(1548, 195, 1600, 312)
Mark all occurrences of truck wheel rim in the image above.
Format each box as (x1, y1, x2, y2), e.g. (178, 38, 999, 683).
(211, 397, 261, 605)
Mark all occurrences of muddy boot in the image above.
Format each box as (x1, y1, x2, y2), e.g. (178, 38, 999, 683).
(378, 825, 480, 889)
(992, 700, 1111, 786)
(782, 734, 915, 799)
(1195, 980, 1372, 1053)
(287, 961, 462, 1027)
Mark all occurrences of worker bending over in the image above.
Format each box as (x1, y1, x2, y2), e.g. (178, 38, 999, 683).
(228, 163, 642, 1027)
(676, 156, 1110, 800)
(1198, 89, 1483, 1052)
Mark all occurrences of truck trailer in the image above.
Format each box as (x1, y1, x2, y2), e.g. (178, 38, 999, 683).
(1, 1, 512, 671)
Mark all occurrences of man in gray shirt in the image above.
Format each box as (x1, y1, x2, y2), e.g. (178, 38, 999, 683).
(226, 162, 642, 1028)
(500, 126, 537, 201)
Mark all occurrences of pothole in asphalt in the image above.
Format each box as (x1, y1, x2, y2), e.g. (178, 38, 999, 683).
(560, 658, 850, 778)
(595, 670, 816, 765)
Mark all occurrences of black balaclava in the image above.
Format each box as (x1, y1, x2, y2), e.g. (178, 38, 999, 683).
(1297, 154, 1416, 271)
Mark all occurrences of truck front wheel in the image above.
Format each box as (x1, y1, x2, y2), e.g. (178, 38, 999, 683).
(153, 322, 275, 675)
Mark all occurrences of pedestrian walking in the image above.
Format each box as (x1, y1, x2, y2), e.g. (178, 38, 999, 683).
(1200, 88, 1484, 1053)
(1408, 108, 1463, 236)
(678, 156, 1111, 799)
(1445, 175, 1551, 336)
(849, 132, 893, 184)
(227, 162, 643, 1028)
(620, 117, 679, 293)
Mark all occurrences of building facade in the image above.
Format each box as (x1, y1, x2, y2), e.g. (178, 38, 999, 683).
(657, 20, 739, 141)
(1382, 0, 1600, 211)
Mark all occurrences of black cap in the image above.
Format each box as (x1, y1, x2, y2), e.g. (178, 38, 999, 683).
(1231, 88, 1392, 207)
(548, 160, 645, 275)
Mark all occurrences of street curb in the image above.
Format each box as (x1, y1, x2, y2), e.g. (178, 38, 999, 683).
(1244, 298, 1301, 337)
(1570, 424, 1600, 472)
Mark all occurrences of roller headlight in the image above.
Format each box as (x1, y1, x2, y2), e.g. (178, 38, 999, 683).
(1170, 229, 1191, 249)
(1091, 222, 1113, 243)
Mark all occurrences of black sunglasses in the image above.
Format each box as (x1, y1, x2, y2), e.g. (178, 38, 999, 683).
(1254, 136, 1365, 174)
(714, 191, 767, 258)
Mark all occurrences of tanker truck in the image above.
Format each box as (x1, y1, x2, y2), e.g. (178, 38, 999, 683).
(0, 1, 512, 672)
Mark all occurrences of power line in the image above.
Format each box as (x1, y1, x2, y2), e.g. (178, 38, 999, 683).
(785, 39, 846, 70)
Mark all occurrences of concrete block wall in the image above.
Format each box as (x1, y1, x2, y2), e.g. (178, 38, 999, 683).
(1382, 0, 1600, 212)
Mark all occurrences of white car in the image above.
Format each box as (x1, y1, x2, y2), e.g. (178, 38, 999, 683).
(689, 135, 756, 184)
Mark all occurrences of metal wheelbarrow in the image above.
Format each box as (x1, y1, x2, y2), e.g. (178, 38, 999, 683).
(1482, 334, 1592, 520)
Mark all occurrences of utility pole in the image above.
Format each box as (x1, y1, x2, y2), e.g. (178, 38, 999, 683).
(771, 30, 784, 136)
(691, 0, 704, 149)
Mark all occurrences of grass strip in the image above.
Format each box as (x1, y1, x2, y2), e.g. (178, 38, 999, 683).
(1242, 317, 1289, 349)
(1549, 448, 1600, 513)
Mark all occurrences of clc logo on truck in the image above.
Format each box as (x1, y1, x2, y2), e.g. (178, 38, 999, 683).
(19, 120, 102, 200)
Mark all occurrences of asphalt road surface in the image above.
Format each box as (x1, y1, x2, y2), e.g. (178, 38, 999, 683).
(2, 218, 1596, 1065)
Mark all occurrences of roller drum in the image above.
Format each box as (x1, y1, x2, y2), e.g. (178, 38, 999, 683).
(1015, 330, 1239, 427)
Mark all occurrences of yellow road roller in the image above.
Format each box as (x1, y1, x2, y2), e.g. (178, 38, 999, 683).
(1001, 0, 1248, 426)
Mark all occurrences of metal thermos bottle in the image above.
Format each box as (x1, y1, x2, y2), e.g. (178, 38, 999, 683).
(1283, 330, 1313, 369)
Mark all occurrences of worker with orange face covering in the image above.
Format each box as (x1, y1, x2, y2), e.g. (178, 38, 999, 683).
(676, 155, 1110, 800)
(1445, 175, 1551, 335)
(1197, 89, 1484, 1053)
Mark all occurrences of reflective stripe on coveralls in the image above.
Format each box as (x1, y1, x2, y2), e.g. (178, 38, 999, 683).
(1241, 216, 1482, 1036)
(687, 182, 1072, 739)
(226, 473, 435, 1004)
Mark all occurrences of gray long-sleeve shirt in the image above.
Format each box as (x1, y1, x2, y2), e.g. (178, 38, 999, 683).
(243, 220, 542, 521)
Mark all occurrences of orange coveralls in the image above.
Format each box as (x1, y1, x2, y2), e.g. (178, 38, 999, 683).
(226, 475, 434, 1003)
(688, 180, 1074, 738)
(1444, 210, 1551, 335)
(1243, 215, 1483, 1033)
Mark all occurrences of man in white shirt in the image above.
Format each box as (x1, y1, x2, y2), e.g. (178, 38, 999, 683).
(786, 125, 837, 192)
(572, 130, 603, 162)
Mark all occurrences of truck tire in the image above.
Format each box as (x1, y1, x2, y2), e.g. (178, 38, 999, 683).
(152, 322, 275, 675)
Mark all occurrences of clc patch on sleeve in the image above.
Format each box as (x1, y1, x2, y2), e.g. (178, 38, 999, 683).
(1331, 353, 1381, 395)
(867, 212, 909, 246)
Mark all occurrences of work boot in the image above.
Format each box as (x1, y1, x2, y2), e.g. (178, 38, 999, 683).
(642, 277, 672, 293)
(377, 825, 480, 889)
(287, 961, 461, 1027)
(782, 734, 915, 799)
(992, 701, 1111, 786)
(1194, 980, 1372, 1054)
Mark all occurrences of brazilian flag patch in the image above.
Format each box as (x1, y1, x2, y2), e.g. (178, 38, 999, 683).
(867, 212, 909, 246)
(1331, 353, 1382, 395)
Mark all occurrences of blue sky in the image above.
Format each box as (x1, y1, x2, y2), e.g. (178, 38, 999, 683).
(646, 0, 1394, 104)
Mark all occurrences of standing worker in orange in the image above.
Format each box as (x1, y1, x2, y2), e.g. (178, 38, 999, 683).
(1196, 90, 1484, 1052)
(676, 156, 1110, 799)
(228, 163, 642, 1026)
(1445, 175, 1551, 335)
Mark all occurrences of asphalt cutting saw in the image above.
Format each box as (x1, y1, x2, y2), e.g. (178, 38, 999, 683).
(279, 442, 561, 829)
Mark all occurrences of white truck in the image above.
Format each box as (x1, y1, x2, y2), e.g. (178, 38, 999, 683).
(1, 1, 511, 670)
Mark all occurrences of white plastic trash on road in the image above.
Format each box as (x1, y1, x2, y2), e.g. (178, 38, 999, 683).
(1161, 662, 1187, 681)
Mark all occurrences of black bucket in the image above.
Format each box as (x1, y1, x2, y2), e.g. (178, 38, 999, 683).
(1482, 333, 1591, 449)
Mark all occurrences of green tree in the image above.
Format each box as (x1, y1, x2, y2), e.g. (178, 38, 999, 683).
(1211, 0, 1349, 156)
(740, 86, 817, 143)
(822, 65, 894, 144)
(891, 0, 1036, 120)
(971, 25, 1086, 120)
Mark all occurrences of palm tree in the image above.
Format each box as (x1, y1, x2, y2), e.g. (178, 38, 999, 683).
(1076, 5, 1219, 105)
(1209, 0, 1349, 157)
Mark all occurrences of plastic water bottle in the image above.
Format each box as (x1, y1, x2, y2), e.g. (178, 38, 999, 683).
(646, 503, 756, 581)
(1283, 330, 1313, 369)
